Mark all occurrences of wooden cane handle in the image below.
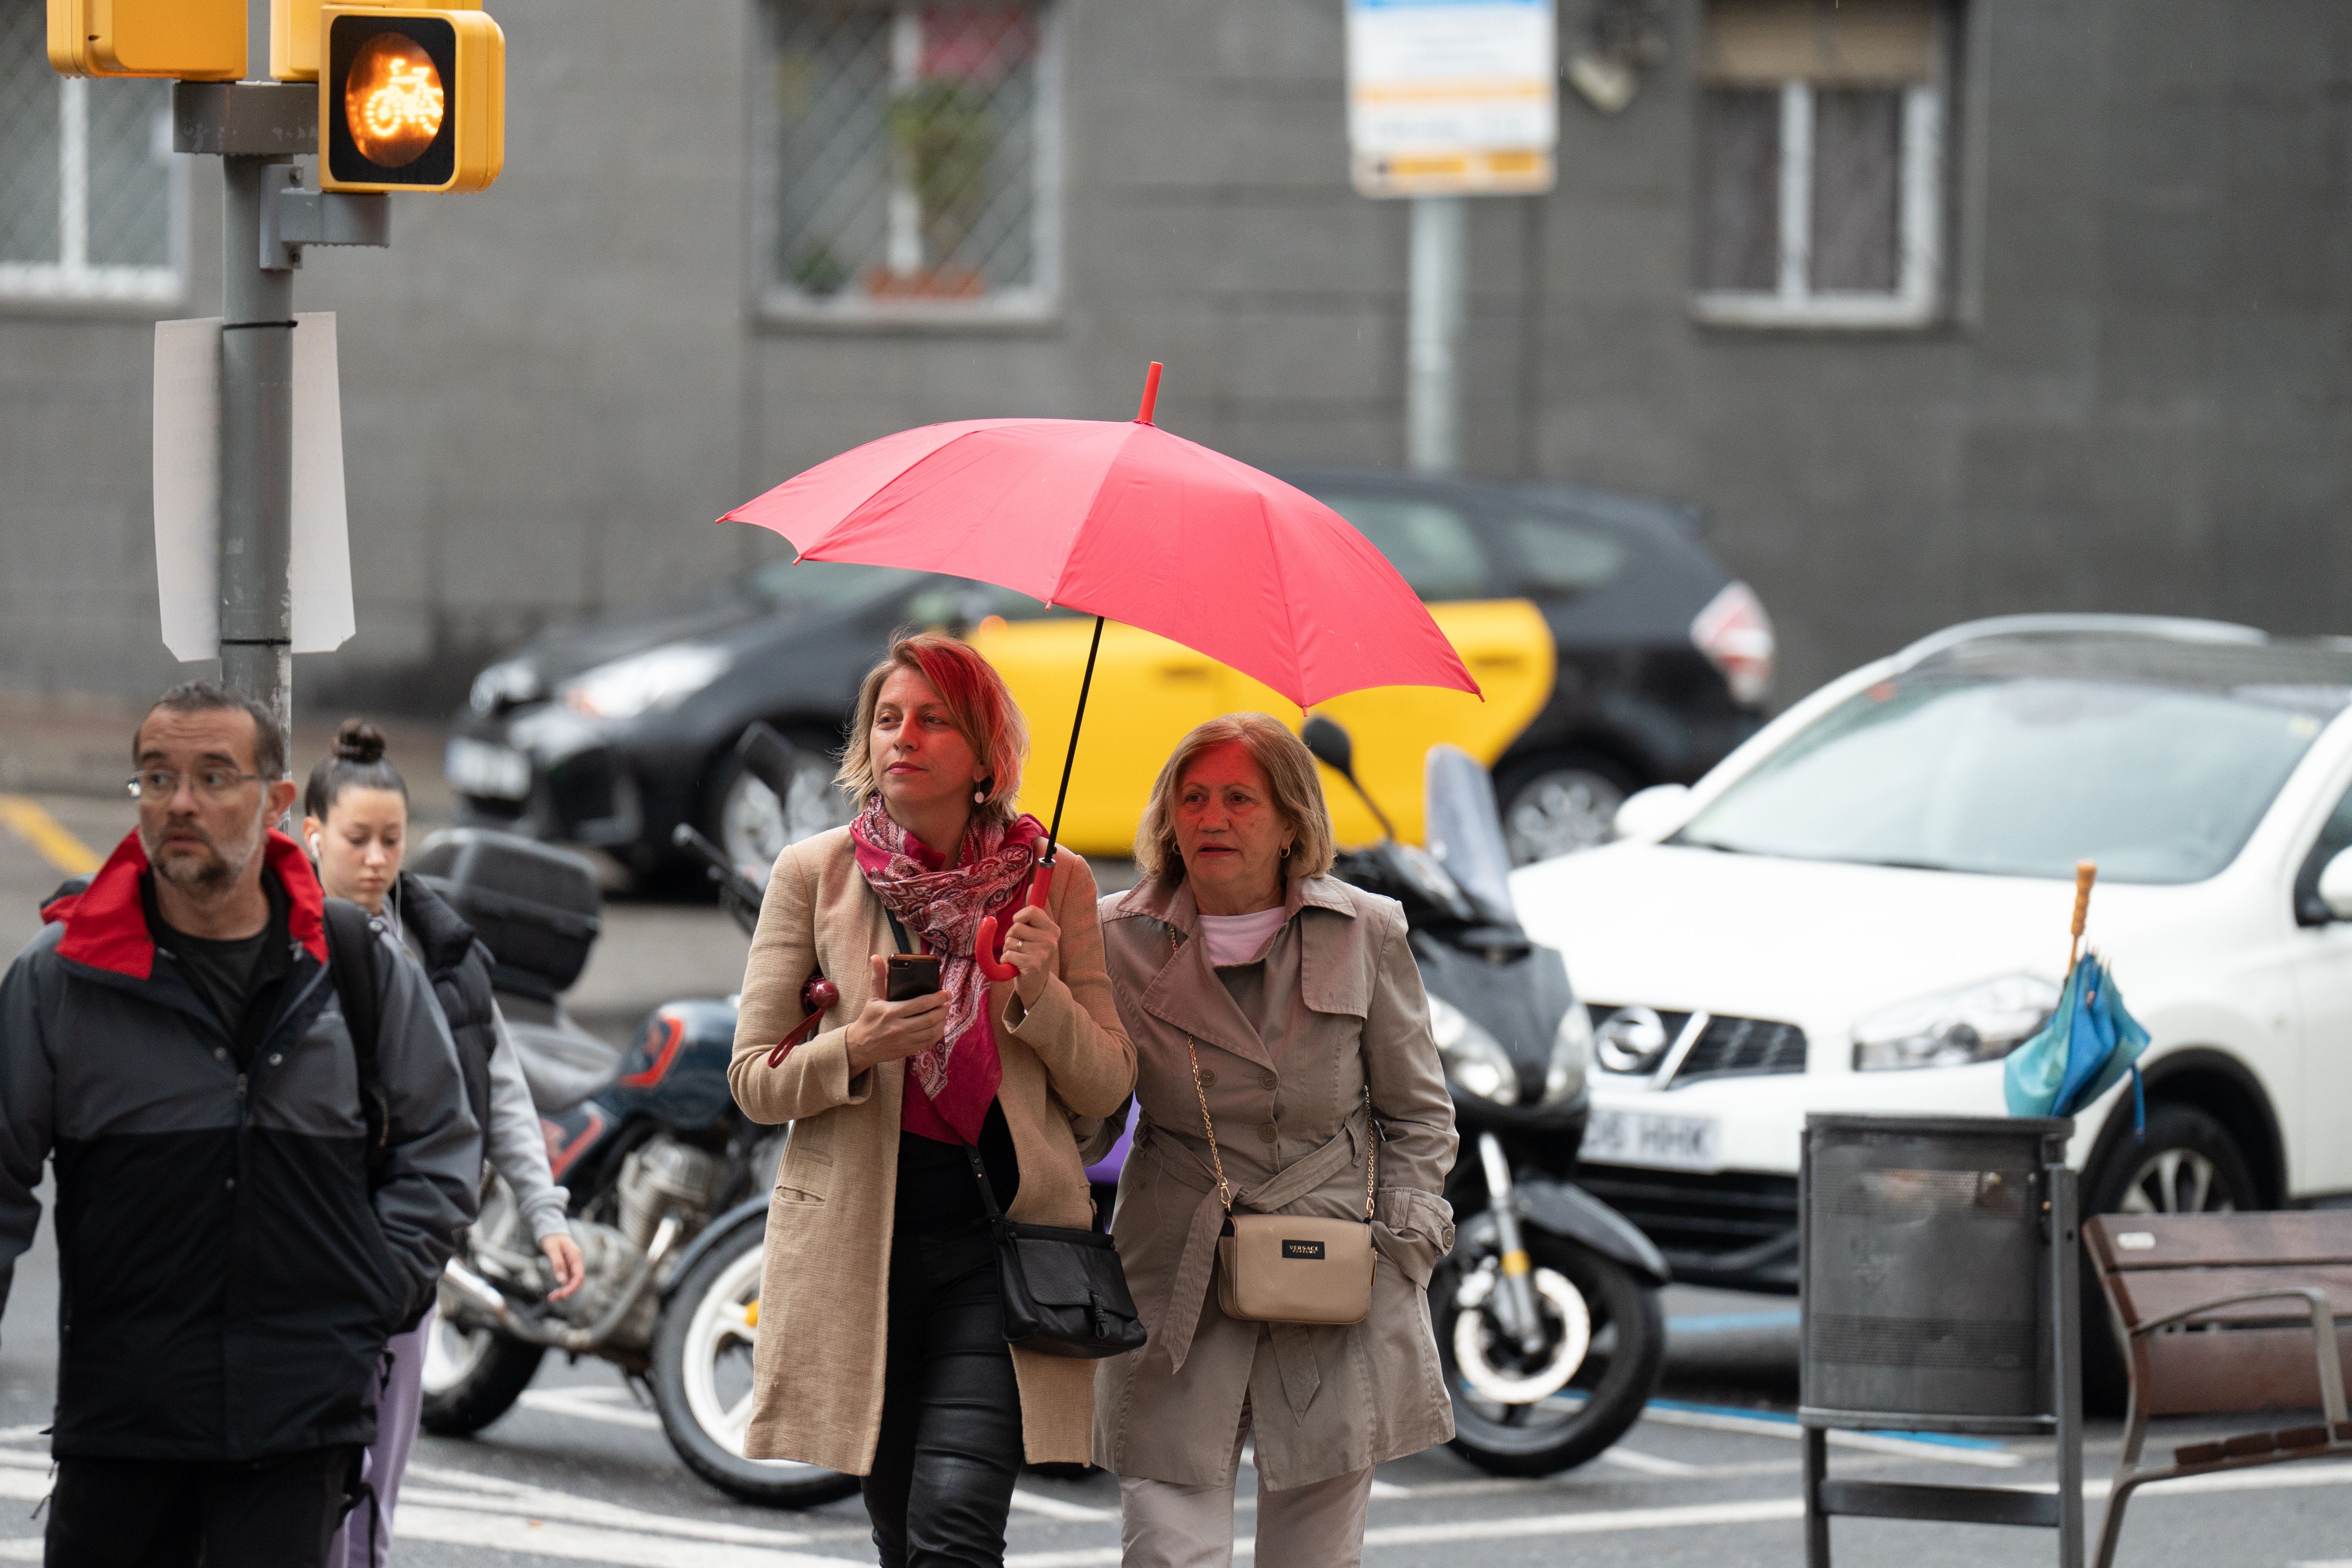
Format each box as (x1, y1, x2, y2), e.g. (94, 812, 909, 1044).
(2072, 860, 2097, 941)
(974, 864, 1056, 983)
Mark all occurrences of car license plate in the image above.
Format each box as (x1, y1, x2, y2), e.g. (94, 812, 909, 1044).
(445, 737, 531, 801)
(1581, 1108, 1721, 1172)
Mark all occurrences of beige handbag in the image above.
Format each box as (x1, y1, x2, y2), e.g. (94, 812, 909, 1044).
(1186, 1032, 1377, 1326)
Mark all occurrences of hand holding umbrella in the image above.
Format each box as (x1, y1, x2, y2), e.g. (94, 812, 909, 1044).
(721, 362, 1481, 978)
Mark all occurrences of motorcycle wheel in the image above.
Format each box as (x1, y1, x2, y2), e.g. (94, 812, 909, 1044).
(420, 1312, 547, 1436)
(1434, 1231, 1665, 1477)
(650, 1221, 861, 1508)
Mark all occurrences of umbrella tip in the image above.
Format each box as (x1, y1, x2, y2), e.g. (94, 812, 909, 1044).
(1135, 361, 1163, 425)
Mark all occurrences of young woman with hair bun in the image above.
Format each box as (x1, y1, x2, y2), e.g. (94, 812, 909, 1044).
(302, 718, 585, 1568)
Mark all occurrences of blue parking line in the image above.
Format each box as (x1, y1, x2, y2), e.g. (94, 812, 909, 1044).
(1644, 1398, 2010, 1452)
(1667, 1309, 1803, 1335)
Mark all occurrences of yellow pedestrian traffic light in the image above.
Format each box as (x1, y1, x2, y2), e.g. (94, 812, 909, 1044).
(48, 0, 246, 80)
(318, 7, 504, 194)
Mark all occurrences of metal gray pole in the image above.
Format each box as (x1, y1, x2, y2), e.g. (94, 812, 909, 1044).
(218, 152, 296, 764)
(1406, 193, 1466, 474)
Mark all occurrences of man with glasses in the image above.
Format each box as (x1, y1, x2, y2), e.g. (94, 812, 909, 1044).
(0, 681, 479, 1567)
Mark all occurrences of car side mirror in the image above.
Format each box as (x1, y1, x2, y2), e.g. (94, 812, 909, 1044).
(1613, 783, 1693, 843)
(1301, 715, 1356, 781)
(2319, 847, 2352, 922)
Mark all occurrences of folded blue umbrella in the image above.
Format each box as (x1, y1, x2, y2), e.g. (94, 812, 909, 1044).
(2003, 953, 2150, 1125)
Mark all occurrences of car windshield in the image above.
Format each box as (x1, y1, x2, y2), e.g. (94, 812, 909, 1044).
(1675, 637, 2352, 884)
(747, 558, 920, 608)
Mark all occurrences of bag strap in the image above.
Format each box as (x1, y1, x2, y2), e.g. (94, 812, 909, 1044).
(1170, 925, 1377, 1224)
(322, 899, 389, 1186)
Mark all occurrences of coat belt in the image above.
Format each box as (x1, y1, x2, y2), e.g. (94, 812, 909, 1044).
(1140, 1104, 1371, 1379)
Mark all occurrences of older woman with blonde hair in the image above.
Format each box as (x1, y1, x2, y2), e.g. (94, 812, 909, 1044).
(1093, 712, 1457, 1568)
(728, 630, 1135, 1568)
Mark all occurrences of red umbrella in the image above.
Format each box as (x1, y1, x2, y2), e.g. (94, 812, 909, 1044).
(721, 363, 1479, 976)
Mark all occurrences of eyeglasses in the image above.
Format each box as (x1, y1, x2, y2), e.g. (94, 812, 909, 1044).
(126, 768, 265, 801)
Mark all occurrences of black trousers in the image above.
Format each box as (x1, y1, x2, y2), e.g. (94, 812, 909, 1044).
(45, 1445, 358, 1568)
(862, 1224, 1025, 1568)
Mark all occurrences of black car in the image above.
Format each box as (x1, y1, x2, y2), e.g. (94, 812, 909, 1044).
(445, 470, 1771, 875)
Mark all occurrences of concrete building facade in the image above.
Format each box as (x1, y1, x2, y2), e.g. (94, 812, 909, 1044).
(1, 0, 2346, 717)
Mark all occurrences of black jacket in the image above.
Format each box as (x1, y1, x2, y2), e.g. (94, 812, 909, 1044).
(395, 872, 498, 1139)
(0, 830, 480, 1462)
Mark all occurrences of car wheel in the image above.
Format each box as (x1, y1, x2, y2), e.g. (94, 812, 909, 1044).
(712, 732, 849, 873)
(1497, 755, 1637, 866)
(2078, 1103, 2260, 1410)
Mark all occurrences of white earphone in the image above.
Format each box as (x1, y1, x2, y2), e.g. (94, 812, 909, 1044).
(308, 832, 322, 858)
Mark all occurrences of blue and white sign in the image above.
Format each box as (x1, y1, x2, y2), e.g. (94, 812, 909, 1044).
(1346, 0, 1557, 197)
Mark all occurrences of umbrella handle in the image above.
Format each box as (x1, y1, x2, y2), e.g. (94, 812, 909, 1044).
(975, 863, 1057, 983)
(2066, 859, 2097, 975)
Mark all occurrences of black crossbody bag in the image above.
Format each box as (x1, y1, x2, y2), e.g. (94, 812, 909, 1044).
(887, 912, 1146, 1360)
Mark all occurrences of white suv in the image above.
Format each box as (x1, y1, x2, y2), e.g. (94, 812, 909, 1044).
(1509, 615, 2352, 1297)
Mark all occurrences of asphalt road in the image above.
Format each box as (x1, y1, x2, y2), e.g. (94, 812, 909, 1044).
(3, 793, 2349, 1566)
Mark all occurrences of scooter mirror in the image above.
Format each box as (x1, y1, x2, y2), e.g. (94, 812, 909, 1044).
(1301, 715, 1356, 781)
(735, 721, 801, 802)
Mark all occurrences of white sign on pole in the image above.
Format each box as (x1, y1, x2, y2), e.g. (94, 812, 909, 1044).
(1346, 0, 1559, 198)
(153, 312, 354, 661)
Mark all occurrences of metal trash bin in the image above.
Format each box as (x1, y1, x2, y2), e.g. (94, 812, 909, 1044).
(1800, 1113, 2084, 1568)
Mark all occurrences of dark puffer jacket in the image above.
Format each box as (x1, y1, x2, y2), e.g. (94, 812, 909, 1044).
(394, 871, 498, 1139)
(0, 829, 479, 1462)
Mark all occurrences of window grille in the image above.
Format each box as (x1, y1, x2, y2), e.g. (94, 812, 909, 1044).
(0, 0, 182, 304)
(757, 0, 1060, 323)
(1692, 0, 1944, 328)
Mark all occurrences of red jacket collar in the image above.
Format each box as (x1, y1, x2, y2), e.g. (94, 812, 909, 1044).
(47, 828, 328, 978)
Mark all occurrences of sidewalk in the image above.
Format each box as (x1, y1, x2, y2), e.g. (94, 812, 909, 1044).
(0, 690, 454, 820)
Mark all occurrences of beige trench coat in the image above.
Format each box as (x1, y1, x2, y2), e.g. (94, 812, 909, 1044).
(1091, 873, 1458, 1490)
(726, 827, 1136, 1472)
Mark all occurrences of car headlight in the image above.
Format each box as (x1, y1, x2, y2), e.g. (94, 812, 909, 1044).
(560, 645, 732, 720)
(469, 658, 540, 715)
(1851, 975, 2060, 1072)
(1542, 1002, 1592, 1105)
(1428, 995, 1518, 1106)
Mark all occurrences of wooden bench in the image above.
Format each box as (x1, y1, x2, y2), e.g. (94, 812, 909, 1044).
(2083, 1212, 2352, 1568)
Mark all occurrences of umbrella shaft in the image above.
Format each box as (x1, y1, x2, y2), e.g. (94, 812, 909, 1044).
(1041, 615, 1107, 865)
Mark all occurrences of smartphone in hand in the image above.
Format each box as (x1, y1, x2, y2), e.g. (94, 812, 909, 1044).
(886, 953, 942, 1001)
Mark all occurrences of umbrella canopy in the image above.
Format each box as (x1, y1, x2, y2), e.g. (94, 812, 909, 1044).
(720, 365, 1478, 710)
(2003, 952, 2150, 1120)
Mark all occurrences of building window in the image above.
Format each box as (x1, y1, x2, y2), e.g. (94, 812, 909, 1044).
(0, 3, 183, 305)
(1693, 0, 1944, 328)
(757, 0, 1061, 325)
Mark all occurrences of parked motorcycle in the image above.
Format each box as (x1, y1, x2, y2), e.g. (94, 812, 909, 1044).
(416, 728, 860, 1508)
(1304, 716, 1669, 1476)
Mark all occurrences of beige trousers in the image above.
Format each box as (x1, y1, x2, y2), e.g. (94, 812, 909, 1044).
(1117, 1406, 1374, 1568)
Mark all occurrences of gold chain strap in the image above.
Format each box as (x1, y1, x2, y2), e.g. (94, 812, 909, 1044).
(1172, 923, 1377, 1224)
(1184, 1030, 1235, 1216)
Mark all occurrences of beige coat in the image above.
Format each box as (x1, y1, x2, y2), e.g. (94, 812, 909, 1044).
(726, 827, 1136, 1472)
(1092, 873, 1458, 1490)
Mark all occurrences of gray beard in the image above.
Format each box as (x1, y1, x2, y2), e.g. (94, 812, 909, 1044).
(142, 801, 267, 897)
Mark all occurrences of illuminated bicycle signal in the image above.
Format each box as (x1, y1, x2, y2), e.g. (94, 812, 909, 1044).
(319, 8, 503, 194)
(346, 35, 445, 167)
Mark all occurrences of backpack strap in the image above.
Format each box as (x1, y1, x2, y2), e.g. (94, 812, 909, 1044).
(323, 898, 389, 1186)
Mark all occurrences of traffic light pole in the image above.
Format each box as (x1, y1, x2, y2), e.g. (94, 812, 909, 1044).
(172, 82, 388, 770)
(218, 152, 297, 750)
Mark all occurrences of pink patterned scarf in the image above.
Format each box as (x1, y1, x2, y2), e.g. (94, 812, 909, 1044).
(850, 795, 1048, 1144)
